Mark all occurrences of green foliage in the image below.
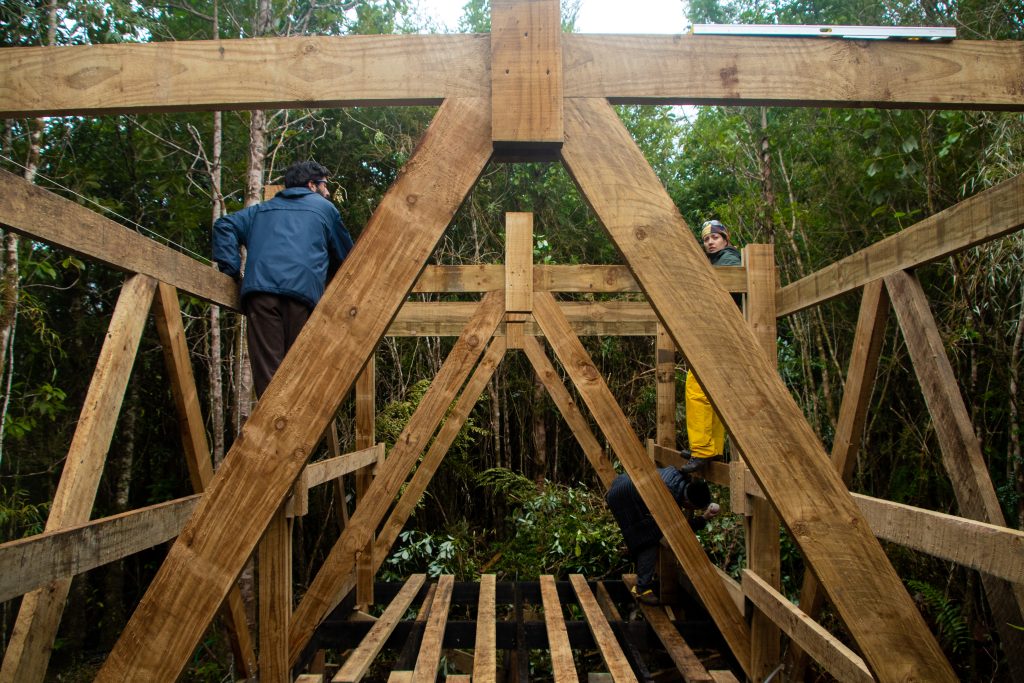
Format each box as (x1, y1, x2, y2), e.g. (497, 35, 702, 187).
(382, 527, 475, 579)
(474, 468, 626, 579)
(0, 484, 49, 541)
(906, 579, 971, 656)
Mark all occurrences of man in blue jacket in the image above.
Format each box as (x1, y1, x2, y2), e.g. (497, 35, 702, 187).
(213, 160, 354, 397)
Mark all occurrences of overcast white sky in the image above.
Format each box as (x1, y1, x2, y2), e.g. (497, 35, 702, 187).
(412, 0, 688, 34)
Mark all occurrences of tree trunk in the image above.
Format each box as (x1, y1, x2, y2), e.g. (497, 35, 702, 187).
(531, 369, 546, 482)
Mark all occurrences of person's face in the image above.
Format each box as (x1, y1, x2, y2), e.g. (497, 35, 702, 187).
(309, 179, 331, 199)
(703, 232, 728, 254)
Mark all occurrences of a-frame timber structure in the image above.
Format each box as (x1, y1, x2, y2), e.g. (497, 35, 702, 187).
(1, 1, 1023, 680)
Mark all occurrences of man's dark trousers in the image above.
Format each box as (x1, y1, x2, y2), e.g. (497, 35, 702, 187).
(243, 292, 312, 397)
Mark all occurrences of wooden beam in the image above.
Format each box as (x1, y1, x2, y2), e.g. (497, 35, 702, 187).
(522, 335, 616, 489)
(540, 576, 579, 683)
(505, 213, 534, 312)
(96, 97, 493, 682)
(473, 574, 498, 683)
(0, 169, 238, 309)
(655, 325, 676, 448)
(152, 282, 256, 676)
(0, 495, 198, 603)
(560, 96, 955, 683)
(355, 358, 376, 610)
(288, 297, 505, 665)
(789, 280, 888, 681)
(388, 300, 660, 337)
(777, 172, 1024, 316)
(491, 0, 563, 155)
(303, 445, 384, 490)
(532, 292, 753, 677)
(1, 274, 155, 683)
(563, 35, 1024, 110)
(568, 575, 637, 683)
(734, 465, 1024, 582)
(742, 244, 781, 681)
(410, 264, 748, 294)
(412, 575, 454, 683)
(334, 575, 427, 683)
(622, 576, 713, 683)
(258, 507, 292, 683)
(371, 337, 507, 575)
(0, 35, 488, 117)
(741, 571, 873, 683)
(886, 269, 1024, 674)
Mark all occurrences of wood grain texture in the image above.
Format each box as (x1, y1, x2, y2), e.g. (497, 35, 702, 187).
(533, 292, 752, 677)
(303, 445, 383, 489)
(886, 270, 1024, 675)
(540, 576, 579, 683)
(473, 574, 498, 683)
(288, 296, 505, 665)
(258, 508, 291, 683)
(1, 274, 155, 683)
(568, 575, 637, 683)
(505, 212, 534, 312)
(0, 35, 488, 117)
(355, 358, 376, 609)
(96, 97, 492, 682)
(412, 575, 454, 683)
(0, 170, 238, 309)
(778, 172, 1024, 316)
(655, 325, 677, 448)
(622, 575, 713, 683)
(564, 34, 1024, 109)
(522, 335, 616, 489)
(491, 0, 563, 147)
(334, 575, 426, 683)
(560, 96, 955, 683)
(152, 282, 256, 675)
(410, 264, 747, 294)
(742, 571, 872, 683)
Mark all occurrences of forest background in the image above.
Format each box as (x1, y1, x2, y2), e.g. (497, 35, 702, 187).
(1, 0, 1022, 680)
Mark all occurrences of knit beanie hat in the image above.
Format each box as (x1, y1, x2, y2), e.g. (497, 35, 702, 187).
(700, 219, 729, 242)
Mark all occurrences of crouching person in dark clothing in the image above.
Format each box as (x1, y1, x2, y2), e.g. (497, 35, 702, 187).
(605, 466, 720, 605)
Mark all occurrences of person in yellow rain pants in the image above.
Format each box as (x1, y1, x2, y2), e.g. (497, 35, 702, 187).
(681, 219, 741, 475)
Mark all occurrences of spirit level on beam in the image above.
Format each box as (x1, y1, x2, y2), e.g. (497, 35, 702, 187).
(691, 24, 956, 42)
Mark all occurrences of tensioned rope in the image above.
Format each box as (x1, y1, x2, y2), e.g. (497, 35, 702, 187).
(1, 153, 214, 265)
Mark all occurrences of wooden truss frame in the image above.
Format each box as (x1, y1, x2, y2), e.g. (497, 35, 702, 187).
(1, 1, 1022, 680)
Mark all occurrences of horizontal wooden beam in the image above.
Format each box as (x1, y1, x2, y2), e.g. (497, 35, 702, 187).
(4, 35, 1023, 116)
(741, 570, 873, 683)
(733, 465, 1024, 583)
(0, 34, 488, 117)
(303, 444, 383, 489)
(0, 169, 239, 309)
(777, 172, 1024, 316)
(412, 264, 748, 294)
(0, 495, 200, 604)
(565, 35, 1024, 110)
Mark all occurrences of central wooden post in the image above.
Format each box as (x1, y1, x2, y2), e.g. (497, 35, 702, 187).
(491, 0, 563, 158)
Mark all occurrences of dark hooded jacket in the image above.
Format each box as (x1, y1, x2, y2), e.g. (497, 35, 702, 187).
(213, 187, 354, 309)
(605, 467, 707, 555)
(708, 244, 741, 266)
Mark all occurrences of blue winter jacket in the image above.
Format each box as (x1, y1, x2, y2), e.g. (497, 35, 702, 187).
(212, 187, 354, 309)
(606, 467, 707, 555)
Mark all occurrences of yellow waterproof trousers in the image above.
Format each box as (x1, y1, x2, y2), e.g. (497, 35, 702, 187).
(685, 370, 725, 459)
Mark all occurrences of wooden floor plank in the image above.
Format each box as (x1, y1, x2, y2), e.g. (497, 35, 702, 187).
(622, 576, 713, 683)
(97, 97, 492, 682)
(413, 575, 455, 683)
(569, 575, 637, 683)
(560, 96, 956, 683)
(541, 576, 579, 683)
(474, 574, 498, 683)
(334, 575, 427, 683)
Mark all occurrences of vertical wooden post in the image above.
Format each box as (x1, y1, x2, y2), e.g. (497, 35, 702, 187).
(505, 211, 533, 349)
(258, 506, 292, 682)
(490, 0, 563, 156)
(0, 274, 156, 683)
(355, 357, 376, 610)
(655, 324, 677, 448)
(742, 244, 782, 679)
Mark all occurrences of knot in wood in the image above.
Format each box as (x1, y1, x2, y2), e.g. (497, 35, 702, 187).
(634, 227, 648, 241)
(406, 193, 419, 206)
(466, 334, 480, 348)
(274, 417, 287, 431)
(348, 306, 358, 318)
